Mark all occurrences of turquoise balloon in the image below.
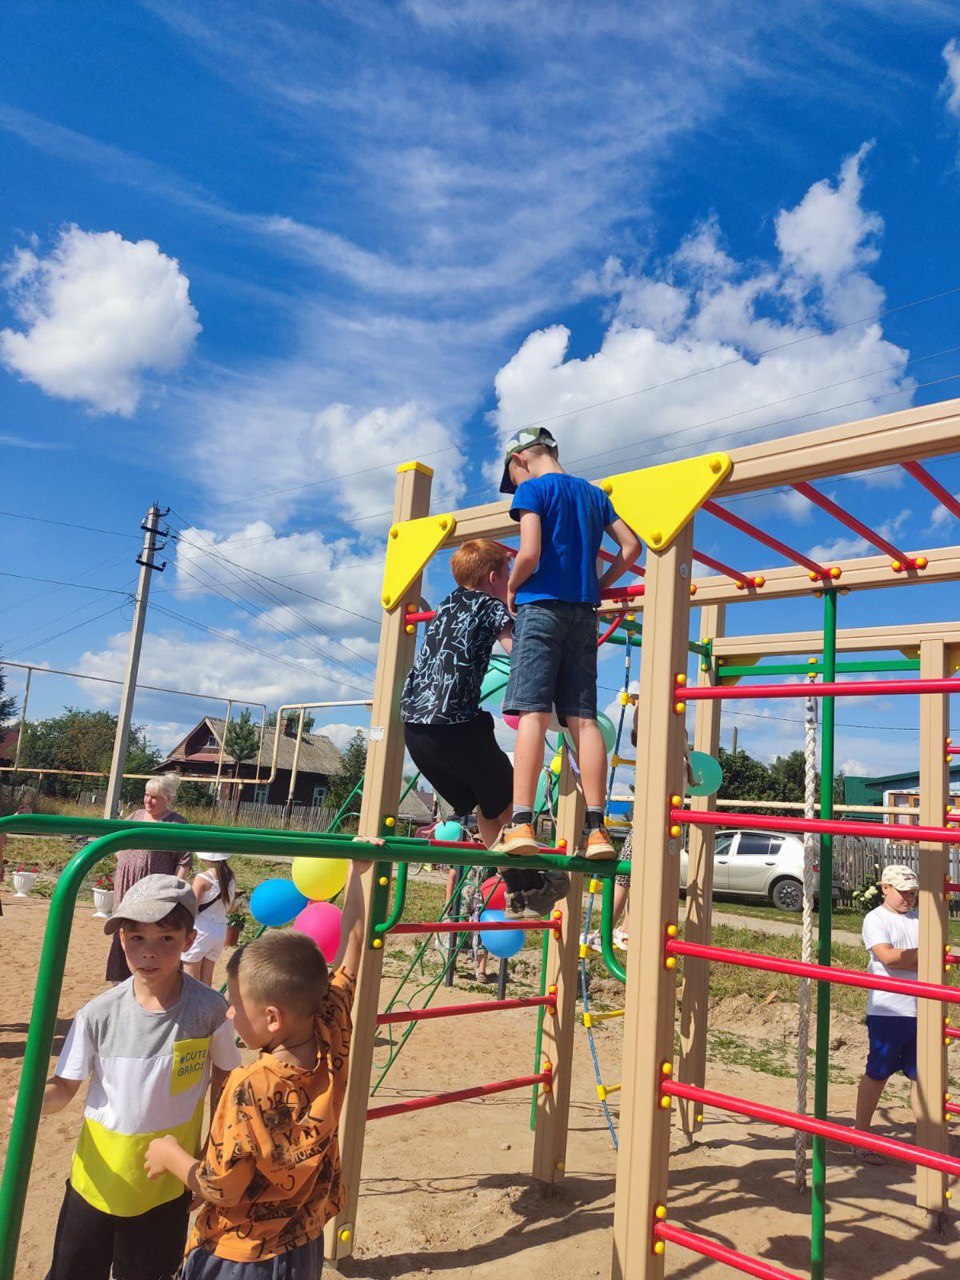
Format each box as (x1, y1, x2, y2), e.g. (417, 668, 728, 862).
(686, 750, 723, 797)
(597, 712, 617, 752)
(250, 878, 309, 927)
(435, 819, 463, 842)
(480, 671, 508, 705)
(479, 909, 525, 959)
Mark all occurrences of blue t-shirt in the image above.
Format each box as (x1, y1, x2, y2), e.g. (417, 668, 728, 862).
(510, 473, 618, 606)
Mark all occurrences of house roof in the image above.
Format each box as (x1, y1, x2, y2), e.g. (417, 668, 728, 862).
(162, 717, 343, 776)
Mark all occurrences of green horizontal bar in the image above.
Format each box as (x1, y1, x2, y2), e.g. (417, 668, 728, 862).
(603, 628, 710, 660)
(718, 658, 920, 680)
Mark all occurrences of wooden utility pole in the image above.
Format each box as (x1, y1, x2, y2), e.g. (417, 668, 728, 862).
(102, 505, 167, 818)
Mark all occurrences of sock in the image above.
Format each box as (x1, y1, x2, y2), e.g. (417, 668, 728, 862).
(585, 807, 606, 831)
(512, 806, 534, 827)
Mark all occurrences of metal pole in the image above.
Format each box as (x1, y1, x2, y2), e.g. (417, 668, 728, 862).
(102, 505, 166, 818)
(283, 707, 307, 823)
(811, 589, 837, 1280)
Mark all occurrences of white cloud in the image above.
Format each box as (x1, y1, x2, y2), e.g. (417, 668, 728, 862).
(942, 38, 960, 118)
(491, 147, 913, 489)
(0, 226, 200, 415)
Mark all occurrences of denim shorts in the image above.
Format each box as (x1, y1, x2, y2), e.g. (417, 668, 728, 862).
(865, 1014, 917, 1082)
(504, 601, 598, 721)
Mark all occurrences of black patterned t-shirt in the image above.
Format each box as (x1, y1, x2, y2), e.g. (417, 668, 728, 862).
(400, 587, 512, 725)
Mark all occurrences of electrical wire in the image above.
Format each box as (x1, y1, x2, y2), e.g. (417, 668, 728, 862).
(0, 570, 133, 596)
(0, 510, 140, 539)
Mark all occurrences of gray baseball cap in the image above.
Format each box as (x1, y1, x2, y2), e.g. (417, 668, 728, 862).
(104, 874, 198, 934)
(499, 427, 558, 494)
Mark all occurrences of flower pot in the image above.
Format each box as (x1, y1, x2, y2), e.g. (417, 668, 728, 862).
(12, 871, 37, 898)
(92, 888, 115, 919)
(225, 924, 242, 947)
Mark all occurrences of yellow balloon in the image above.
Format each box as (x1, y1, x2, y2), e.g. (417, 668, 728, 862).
(550, 753, 563, 776)
(291, 856, 349, 902)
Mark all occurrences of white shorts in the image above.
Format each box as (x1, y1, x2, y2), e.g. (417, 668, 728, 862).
(183, 924, 227, 964)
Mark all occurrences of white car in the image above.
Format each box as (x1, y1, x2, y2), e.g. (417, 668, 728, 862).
(678, 828, 841, 912)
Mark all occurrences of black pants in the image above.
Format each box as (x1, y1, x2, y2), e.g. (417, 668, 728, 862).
(47, 1181, 191, 1280)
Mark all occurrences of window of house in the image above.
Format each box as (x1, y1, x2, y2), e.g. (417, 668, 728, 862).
(253, 784, 269, 804)
(312, 784, 328, 806)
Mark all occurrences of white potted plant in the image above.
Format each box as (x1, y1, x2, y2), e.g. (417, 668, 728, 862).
(92, 873, 115, 919)
(12, 864, 39, 897)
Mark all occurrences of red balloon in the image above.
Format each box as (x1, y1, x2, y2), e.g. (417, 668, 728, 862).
(480, 877, 506, 911)
(291, 901, 342, 963)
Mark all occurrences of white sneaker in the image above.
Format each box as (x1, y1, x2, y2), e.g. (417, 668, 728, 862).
(613, 929, 629, 951)
(582, 930, 602, 952)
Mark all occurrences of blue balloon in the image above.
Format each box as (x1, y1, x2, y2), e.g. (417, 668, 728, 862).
(479, 909, 525, 959)
(250, 878, 309, 927)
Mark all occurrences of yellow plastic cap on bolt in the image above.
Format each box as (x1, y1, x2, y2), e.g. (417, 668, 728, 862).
(339, 1228, 352, 1242)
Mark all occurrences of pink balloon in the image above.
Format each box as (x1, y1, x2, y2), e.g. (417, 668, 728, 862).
(292, 901, 343, 963)
(503, 711, 520, 731)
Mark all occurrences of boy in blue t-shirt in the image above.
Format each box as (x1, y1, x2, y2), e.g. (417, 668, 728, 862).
(493, 427, 641, 860)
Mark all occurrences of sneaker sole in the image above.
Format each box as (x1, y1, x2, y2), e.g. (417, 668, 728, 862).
(500, 838, 540, 857)
(582, 845, 616, 861)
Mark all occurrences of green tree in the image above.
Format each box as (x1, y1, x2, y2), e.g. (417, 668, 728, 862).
(224, 709, 260, 807)
(716, 747, 770, 802)
(267, 710, 315, 734)
(766, 750, 809, 804)
(326, 730, 366, 812)
(0, 652, 17, 727)
(17, 709, 161, 799)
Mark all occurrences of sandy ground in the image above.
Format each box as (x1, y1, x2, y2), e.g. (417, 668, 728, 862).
(2, 892, 959, 1280)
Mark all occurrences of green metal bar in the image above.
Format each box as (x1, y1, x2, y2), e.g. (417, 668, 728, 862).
(811, 589, 838, 1280)
(327, 775, 366, 833)
(602, 629, 712, 660)
(530, 927, 550, 1130)
(600, 874, 627, 983)
(373, 859, 409, 936)
(717, 658, 919, 680)
(0, 815, 624, 875)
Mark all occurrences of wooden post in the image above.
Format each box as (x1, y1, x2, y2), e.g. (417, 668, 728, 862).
(612, 523, 693, 1280)
(916, 638, 950, 1216)
(676, 602, 725, 1137)
(324, 462, 434, 1266)
(531, 748, 584, 1182)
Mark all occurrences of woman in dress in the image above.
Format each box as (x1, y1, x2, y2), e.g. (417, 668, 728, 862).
(104, 774, 192, 982)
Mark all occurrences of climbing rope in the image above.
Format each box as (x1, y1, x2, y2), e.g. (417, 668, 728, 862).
(795, 690, 818, 1190)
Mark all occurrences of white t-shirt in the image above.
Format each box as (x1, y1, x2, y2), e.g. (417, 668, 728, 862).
(194, 868, 236, 931)
(56, 975, 241, 1215)
(862, 904, 919, 1018)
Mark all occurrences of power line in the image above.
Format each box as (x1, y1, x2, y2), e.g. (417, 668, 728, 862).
(149, 601, 373, 697)
(0, 569, 134, 596)
(7, 602, 130, 659)
(0, 510, 140, 539)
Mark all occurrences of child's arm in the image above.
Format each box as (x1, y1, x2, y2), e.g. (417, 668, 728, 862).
(598, 518, 642, 592)
(7, 1075, 82, 1122)
(871, 942, 919, 969)
(144, 1134, 203, 1195)
(496, 625, 513, 655)
(333, 857, 373, 974)
(507, 512, 541, 613)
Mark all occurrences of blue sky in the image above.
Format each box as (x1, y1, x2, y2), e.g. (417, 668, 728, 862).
(5, 1, 960, 777)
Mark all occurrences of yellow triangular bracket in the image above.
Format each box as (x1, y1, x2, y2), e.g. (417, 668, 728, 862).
(598, 451, 732, 550)
(381, 513, 456, 611)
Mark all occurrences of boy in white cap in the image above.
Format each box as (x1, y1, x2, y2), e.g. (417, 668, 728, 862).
(7, 873, 241, 1280)
(854, 863, 920, 1160)
(493, 426, 641, 860)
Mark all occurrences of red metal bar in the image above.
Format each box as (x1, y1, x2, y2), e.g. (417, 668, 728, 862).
(376, 994, 555, 1026)
(667, 937, 960, 1005)
(947, 1101, 960, 1117)
(679, 676, 960, 701)
(662, 1079, 960, 1175)
(389, 918, 558, 935)
(367, 1068, 551, 1120)
(676, 805, 960, 846)
(948, 746, 960, 756)
(654, 1222, 803, 1280)
(946, 1027, 960, 1041)
(901, 460, 960, 522)
(703, 498, 829, 580)
(946, 881, 960, 894)
(597, 613, 625, 646)
(600, 582, 645, 601)
(793, 480, 918, 568)
(692, 549, 756, 589)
